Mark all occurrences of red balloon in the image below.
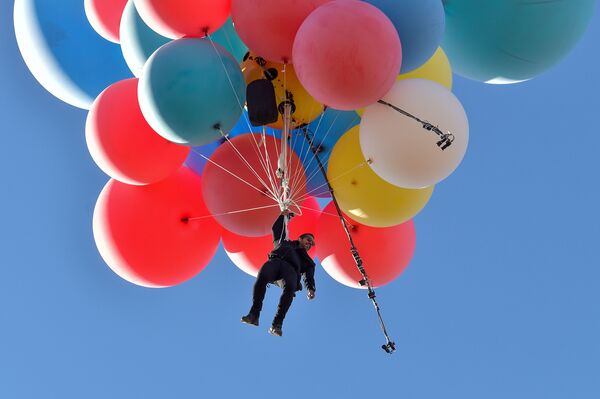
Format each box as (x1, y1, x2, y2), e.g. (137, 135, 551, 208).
(93, 167, 221, 287)
(222, 196, 321, 276)
(231, 0, 331, 63)
(133, 0, 231, 38)
(293, 0, 402, 110)
(316, 202, 415, 288)
(202, 133, 307, 237)
(288, 196, 320, 258)
(222, 230, 273, 277)
(86, 78, 189, 185)
(85, 0, 129, 43)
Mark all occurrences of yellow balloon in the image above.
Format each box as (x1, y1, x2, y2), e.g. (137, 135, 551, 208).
(356, 47, 453, 116)
(241, 53, 324, 129)
(327, 126, 434, 227)
(397, 47, 452, 89)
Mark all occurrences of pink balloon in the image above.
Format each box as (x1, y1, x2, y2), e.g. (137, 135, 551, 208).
(293, 0, 402, 110)
(316, 202, 415, 288)
(202, 133, 307, 237)
(231, 0, 332, 63)
(222, 197, 321, 276)
(86, 78, 189, 185)
(93, 167, 221, 287)
(85, 0, 129, 43)
(134, 0, 231, 38)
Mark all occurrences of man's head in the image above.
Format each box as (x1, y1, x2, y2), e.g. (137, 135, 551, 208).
(298, 233, 315, 251)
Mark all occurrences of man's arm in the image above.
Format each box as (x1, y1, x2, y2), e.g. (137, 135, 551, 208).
(303, 263, 316, 300)
(272, 213, 288, 243)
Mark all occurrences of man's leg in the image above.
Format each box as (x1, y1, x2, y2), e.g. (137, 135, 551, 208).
(243, 261, 278, 325)
(270, 264, 298, 335)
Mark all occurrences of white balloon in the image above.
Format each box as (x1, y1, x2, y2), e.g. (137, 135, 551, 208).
(359, 79, 469, 188)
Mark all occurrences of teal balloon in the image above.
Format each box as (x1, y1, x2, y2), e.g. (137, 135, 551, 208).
(120, 0, 170, 77)
(139, 38, 246, 146)
(210, 18, 249, 63)
(121, 4, 247, 77)
(442, 0, 596, 84)
(14, 0, 132, 109)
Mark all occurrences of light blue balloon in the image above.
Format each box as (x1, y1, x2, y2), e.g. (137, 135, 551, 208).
(14, 0, 132, 109)
(186, 110, 280, 175)
(120, 1, 170, 77)
(210, 18, 249, 63)
(291, 109, 361, 198)
(365, 0, 445, 73)
(121, 2, 247, 77)
(443, 0, 596, 83)
(139, 38, 246, 147)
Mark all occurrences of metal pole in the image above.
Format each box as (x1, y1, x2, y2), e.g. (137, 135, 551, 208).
(301, 127, 396, 354)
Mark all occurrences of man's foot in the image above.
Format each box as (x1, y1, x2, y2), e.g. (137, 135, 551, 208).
(268, 324, 283, 337)
(241, 313, 259, 326)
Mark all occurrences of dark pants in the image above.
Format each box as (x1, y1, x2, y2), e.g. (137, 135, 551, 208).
(249, 259, 298, 326)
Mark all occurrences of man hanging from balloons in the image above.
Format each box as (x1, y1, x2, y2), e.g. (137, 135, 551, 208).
(14, 0, 595, 352)
(241, 210, 316, 337)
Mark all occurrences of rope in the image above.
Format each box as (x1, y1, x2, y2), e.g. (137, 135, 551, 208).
(293, 158, 372, 204)
(190, 149, 278, 202)
(206, 36, 291, 209)
(216, 129, 279, 201)
(183, 204, 281, 221)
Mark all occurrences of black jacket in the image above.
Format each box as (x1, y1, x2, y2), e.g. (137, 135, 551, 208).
(269, 215, 316, 292)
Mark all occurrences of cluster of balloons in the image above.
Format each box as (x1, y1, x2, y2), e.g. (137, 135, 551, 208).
(15, 0, 594, 289)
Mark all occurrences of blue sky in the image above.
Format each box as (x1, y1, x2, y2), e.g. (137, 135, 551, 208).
(1, 1, 599, 398)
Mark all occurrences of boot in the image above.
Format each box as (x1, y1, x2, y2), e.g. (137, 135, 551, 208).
(241, 313, 259, 326)
(268, 323, 283, 337)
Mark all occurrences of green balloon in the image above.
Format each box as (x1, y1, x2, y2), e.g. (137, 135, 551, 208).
(139, 38, 246, 146)
(442, 0, 596, 83)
